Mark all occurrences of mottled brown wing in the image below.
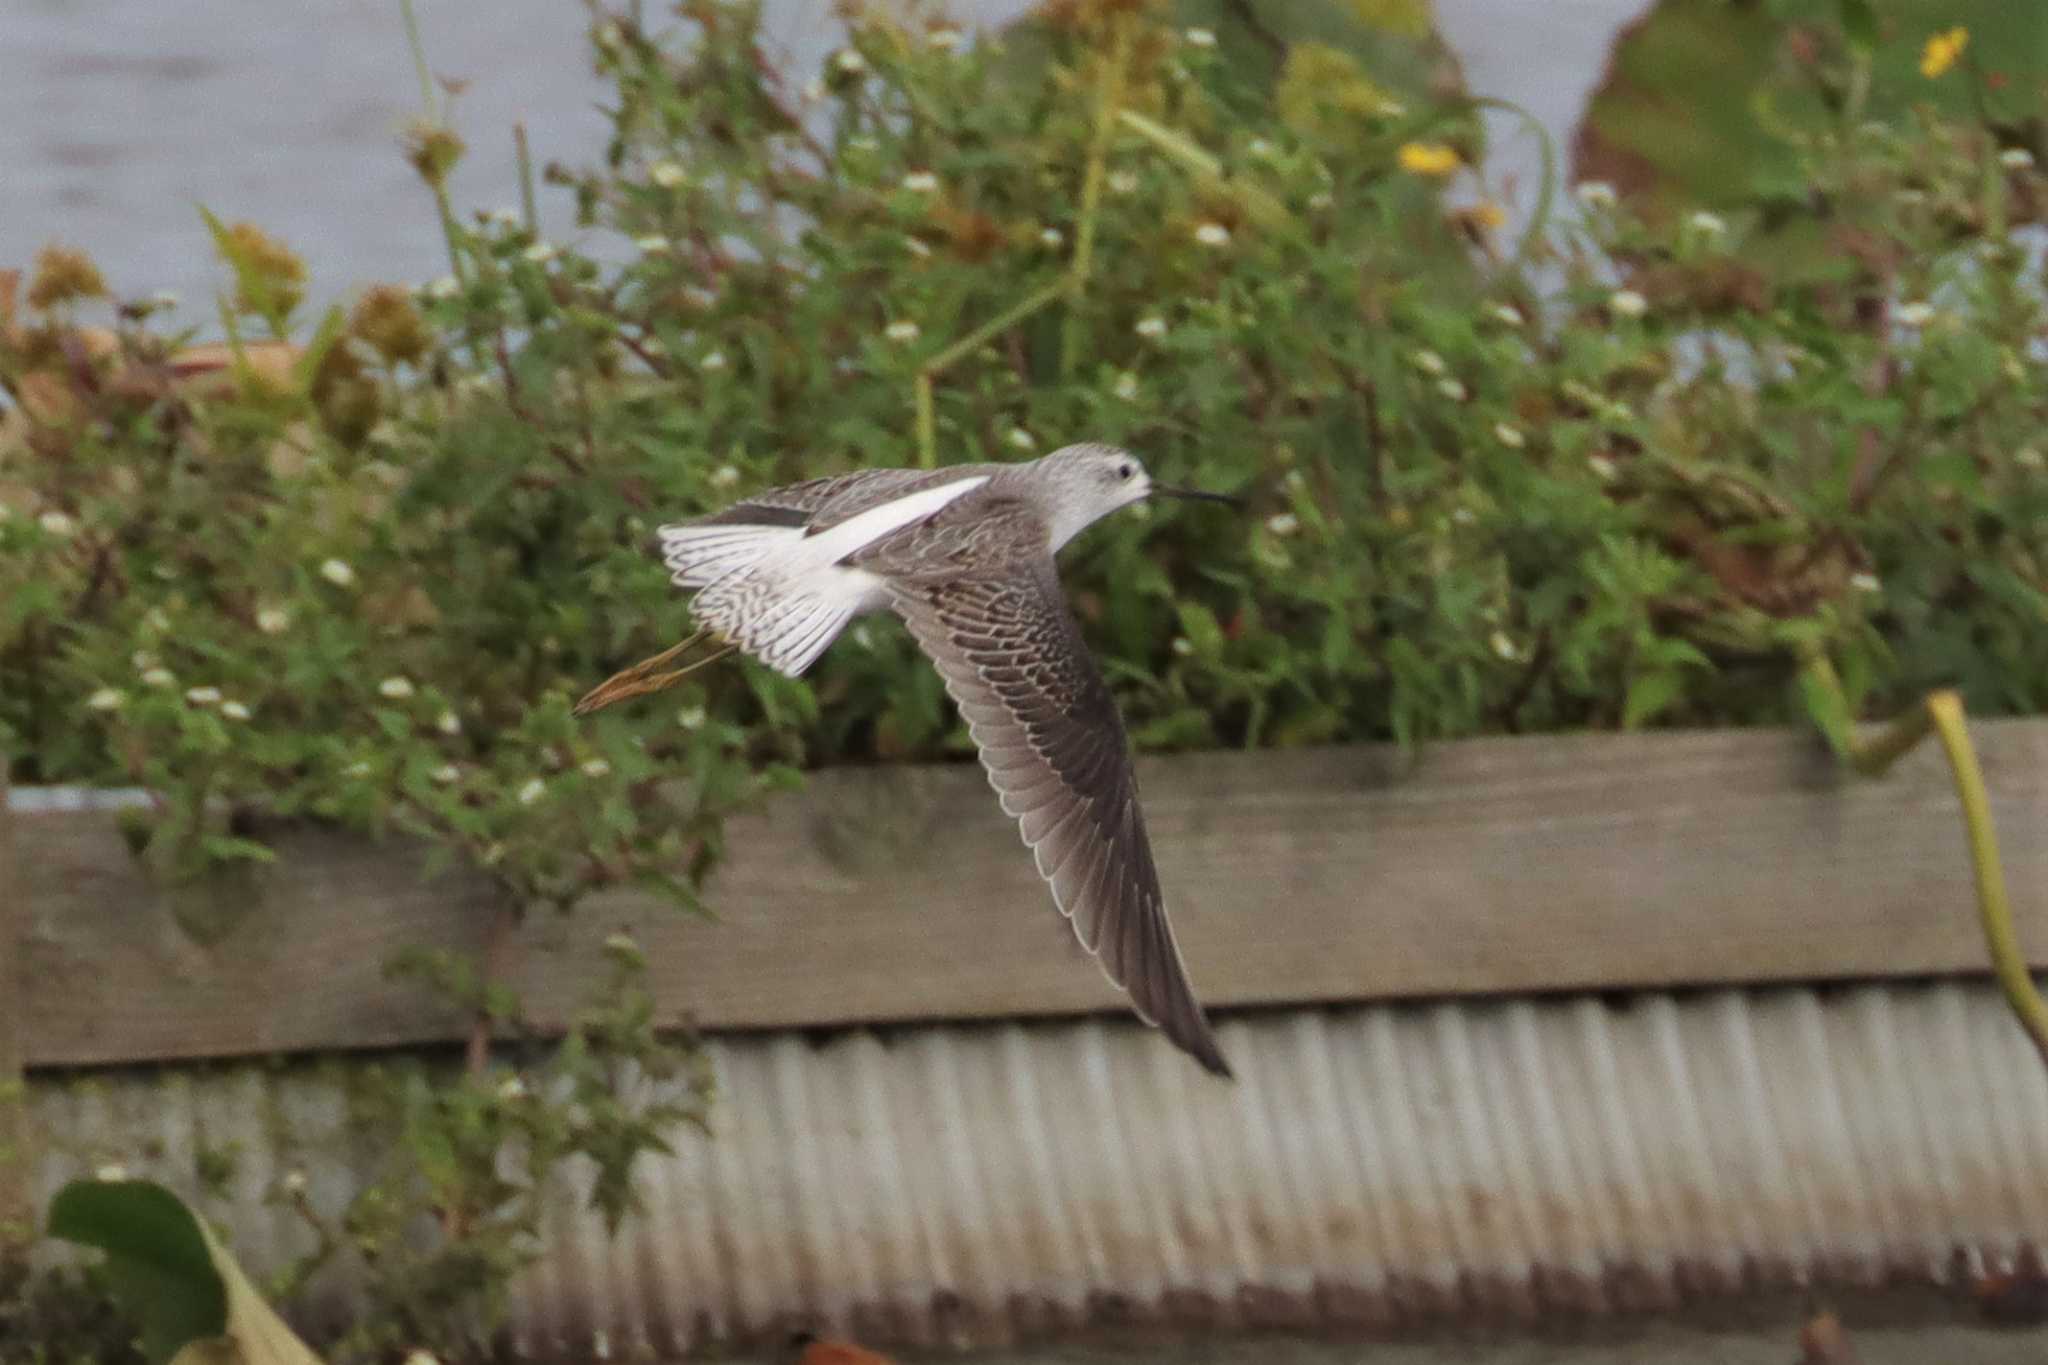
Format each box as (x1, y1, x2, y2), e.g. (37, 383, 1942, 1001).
(889, 548, 1232, 1078)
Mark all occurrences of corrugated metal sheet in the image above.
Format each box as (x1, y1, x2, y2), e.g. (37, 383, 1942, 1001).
(27, 981, 2048, 1356)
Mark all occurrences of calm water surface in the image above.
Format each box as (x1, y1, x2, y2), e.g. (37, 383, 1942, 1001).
(2, 0, 1648, 323)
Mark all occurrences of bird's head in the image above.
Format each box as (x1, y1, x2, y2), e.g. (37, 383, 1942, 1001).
(1038, 442, 1239, 548)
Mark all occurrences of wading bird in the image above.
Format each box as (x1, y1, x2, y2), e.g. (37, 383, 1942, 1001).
(577, 444, 1239, 1077)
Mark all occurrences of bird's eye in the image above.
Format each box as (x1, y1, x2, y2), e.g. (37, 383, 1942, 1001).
(1116, 462, 1134, 480)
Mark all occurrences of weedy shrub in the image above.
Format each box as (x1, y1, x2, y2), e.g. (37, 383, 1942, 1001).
(0, 0, 2044, 1356)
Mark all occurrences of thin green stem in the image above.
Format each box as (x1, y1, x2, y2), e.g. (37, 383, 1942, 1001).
(1467, 95, 1558, 273)
(915, 281, 1069, 468)
(400, 0, 439, 122)
(1799, 648, 1934, 776)
(1925, 690, 2048, 1070)
(925, 281, 1071, 380)
(1060, 18, 1131, 379)
(914, 374, 937, 470)
(514, 123, 539, 233)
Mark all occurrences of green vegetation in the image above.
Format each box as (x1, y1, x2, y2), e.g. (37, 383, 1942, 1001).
(1, 0, 2045, 1357)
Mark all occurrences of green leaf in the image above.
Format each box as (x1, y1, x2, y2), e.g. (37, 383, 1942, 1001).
(1798, 655, 1857, 762)
(48, 1181, 225, 1363)
(48, 1179, 324, 1365)
(1622, 669, 1687, 730)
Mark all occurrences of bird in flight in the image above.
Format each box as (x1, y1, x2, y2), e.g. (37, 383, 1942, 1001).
(576, 443, 1238, 1077)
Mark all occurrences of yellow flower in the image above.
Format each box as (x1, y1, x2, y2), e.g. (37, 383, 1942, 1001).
(1920, 27, 1967, 78)
(1398, 142, 1461, 177)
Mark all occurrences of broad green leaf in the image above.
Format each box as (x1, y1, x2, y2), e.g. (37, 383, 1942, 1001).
(48, 1179, 324, 1365)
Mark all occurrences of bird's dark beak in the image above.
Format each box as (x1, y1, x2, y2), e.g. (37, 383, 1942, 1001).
(1151, 482, 1243, 509)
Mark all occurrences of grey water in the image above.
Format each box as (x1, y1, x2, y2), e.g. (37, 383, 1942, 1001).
(2, 0, 1650, 326)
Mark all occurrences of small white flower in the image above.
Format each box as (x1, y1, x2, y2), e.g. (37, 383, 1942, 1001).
(1489, 303, 1525, 327)
(904, 236, 933, 258)
(1135, 316, 1168, 340)
(1575, 181, 1618, 209)
(834, 47, 867, 75)
(650, 161, 687, 189)
(2000, 147, 2036, 170)
(423, 274, 460, 300)
(1451, 507, 1477, 526)
(1113, 371, 1139, 401)
(496, 1076, 528, 1103)
(1171, 636, 1194, 656)
(1265, 512, 1300, 537)
(1410, 349, 1447, 376)
(2016, 446, 2045, 470)
(432, 763, 462, 785)
(141, 668, 176, 688)
(901, 170, 939, 193)
(1850, 572, 1882, 594)
(436, 710, 462, 736)
(1193, 221, 1232, 248)
(700, 350, 729, 372)
(884, 320, 922, 344)
(1587, 454, 1619, 481)
(927, 27, 963, 51)
(515, 777, 546, 806)
(87, 688, 124, 712)
(281, 1169, 309, 1197)
(1006, 427, 1037, 451)
(1490, 630, 1521, 661)
(378, 676, 415, 700)
(95, 1164, 129, 1183)
(143, 607, 172, 634)
(1894, 301, 1936, 327)
(256, 605, 290, 635)
(1039, 226, 1064, 249)
(1493, 422, 1526, 449)
(678, 704, 707, 730)
(709, 464, 742, 489)
(1184, 27, 1217, 47)
(1437, 378, 1468, 402)
(1307, 191, 1334, 211)
(221, 700, 251, 721)
(184, 685, 221, 708)
(1107, 170, 1139, 196)
(132, 650, 157, 671)
(319, 558, 356, 588)
(521, 241, 558, 264)
(1608, 289, 1648, 319)
(38, 510, 75, 537)
(343, 760, 373, 779)
(801, 77, 826, 103)
(1247, 138, 1275, 159)
(634, 234, 671, 255)
(1687, 210, 1727, 236)
(580, 758, 613, 778)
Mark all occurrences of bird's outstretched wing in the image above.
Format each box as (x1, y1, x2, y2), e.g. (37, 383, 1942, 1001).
(885, 535, 1231, 1078)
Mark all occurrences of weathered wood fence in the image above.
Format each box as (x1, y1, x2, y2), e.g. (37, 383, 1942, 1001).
(7, 721, 2048, 1071)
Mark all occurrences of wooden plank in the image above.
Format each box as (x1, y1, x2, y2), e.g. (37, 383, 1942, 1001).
(13, 721, 2048, 1069)
(0, 763, 28, 1249)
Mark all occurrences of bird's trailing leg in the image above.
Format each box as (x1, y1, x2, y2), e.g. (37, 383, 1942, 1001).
(574, 627, 737, 714)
